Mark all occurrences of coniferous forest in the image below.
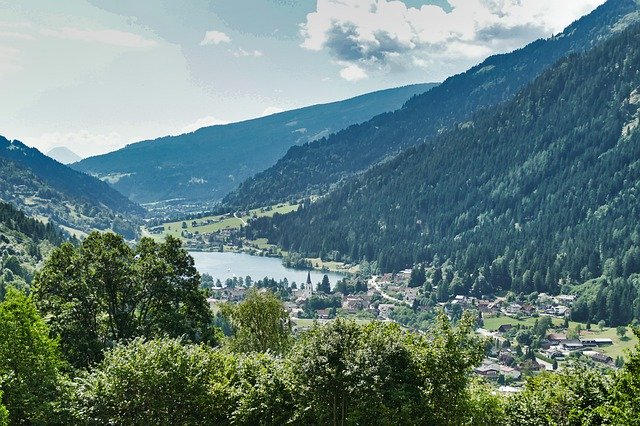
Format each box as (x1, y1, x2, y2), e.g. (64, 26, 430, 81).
(246, 24, 640, 327)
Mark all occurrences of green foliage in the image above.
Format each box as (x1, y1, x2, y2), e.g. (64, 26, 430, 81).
(220, 289, 292, 354)
(32, 232, 215, 367)
(287, 311, 484, 425)
(606, 327, 640, 425)
(0, 288, 68, 424)
(505, 367, 613, 425)
(0, 392, 7, 426)
(73, 338, 238, 425)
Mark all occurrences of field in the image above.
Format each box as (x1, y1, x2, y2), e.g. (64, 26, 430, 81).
(154, 203, 299, 239)
(482, 315, 638, 360)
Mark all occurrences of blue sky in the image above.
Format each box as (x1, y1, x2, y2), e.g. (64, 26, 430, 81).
(0, 0, 604, 157)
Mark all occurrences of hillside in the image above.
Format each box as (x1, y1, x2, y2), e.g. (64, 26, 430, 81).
(0, 137, 144, 238)
(72, 83, 436, 207)
(245, 23, 640, 326)
(225, 0, 640, 208)
(0, 201, 67, 296)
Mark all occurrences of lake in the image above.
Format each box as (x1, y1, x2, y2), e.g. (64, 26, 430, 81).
(189, 251, 345, 287)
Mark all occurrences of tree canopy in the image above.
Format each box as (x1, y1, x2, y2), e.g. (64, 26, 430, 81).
(32, 232, 215, 367)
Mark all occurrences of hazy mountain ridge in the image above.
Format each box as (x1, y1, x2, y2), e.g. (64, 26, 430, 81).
(73, 83, 437, 206)
(225, 0, 640, 208)
(46, 146, 82, 164)
(0, 137, 143, 238)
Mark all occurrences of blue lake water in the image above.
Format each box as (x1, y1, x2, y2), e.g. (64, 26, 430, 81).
(189, 251, 345, 287)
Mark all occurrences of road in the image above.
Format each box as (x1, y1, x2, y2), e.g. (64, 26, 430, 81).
(234, 212, 247, 225)
(368, 276, 412, 306)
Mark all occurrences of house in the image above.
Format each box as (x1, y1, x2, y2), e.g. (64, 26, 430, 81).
(556, 295, 576, 304)
(561, 341, 584, 351)
(521, 304, 536, 315)
(474, 364, 500, 379)
(343, 296, 370, 312)
(506, 303, 523, 314)
(498, 324, 514, 333)
(583, 351, 613, 364)
(316, 309, 331, 320)
(378, 303, 396, 318)
(546, 349, 564, 359)
(547, 333, 568, 345)
(546, 305, 570, 317)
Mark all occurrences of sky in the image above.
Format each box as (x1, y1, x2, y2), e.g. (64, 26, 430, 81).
(0, 0, 605, 158)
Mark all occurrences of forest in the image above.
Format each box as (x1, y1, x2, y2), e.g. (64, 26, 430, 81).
(224, 0, 639, 209)
(1, 234, 639, 425)
(244, 24, 640, 327)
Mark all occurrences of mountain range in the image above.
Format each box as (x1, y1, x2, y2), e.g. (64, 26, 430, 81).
(245, 17, 640, 327)
(0, 137, 143, 239)
(225, 0, 640, 208)
(72, 83, 436, 207)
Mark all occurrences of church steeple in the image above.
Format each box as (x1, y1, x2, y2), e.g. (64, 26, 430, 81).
(306, 271, 312, 285)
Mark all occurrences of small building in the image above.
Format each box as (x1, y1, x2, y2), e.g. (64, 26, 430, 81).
(561, 341, 584, 351)
(506, 303, 523, 314)
(378, 303, 396, 318)
(474, 365, 500, 379)
(498, 324, 514, 333)
(583, 351, 613, 364)
(547, 333, 568, 345)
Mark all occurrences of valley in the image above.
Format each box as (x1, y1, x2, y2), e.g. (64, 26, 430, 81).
(3, 1, 640, 424)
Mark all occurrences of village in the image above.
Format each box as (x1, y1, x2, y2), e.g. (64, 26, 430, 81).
(206, 267, 637, 393)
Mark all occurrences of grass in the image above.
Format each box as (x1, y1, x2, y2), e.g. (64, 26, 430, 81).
(155, 203, 300, 240)
(482, 315, 639, 360)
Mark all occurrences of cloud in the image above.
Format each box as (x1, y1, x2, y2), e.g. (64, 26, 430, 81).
(180, 116, 229, 133)
(301, 0, 605, 76)
(262, 106, 285, 117)
(340, 64, 368, 81)
(231, 48, 263, 57)
(200, 30, 231, 45)
(26, 130, 125, 158)
(41, 27, 157, 48)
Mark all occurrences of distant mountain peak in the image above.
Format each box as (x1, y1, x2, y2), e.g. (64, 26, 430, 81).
(46, 146, 82, 164)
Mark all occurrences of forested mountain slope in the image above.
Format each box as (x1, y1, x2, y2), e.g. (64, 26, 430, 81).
(246, 24, 640, 326)
(0, 201, 67, 296)
(226, 0, 640, 208)
(73, 83, 436, 205)
(0, 137, 143, 238)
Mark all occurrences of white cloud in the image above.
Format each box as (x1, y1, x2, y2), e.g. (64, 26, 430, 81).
(41, 27, 157, 48)
(301, 0, 605, 76)
(262, 106, 285, 117)
(200, 30, 231, 45)
(180, 116, 229, 133)
(26, 130, 125, 158)
(231, 48, 263, 57)
(340, 64, 368, 81)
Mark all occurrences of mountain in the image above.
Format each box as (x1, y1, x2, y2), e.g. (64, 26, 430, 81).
(0, 200, 68, 296)
(46, 146, 82, 164)
(72, 83, 437, 207)
(246, 23, 640, 326)
(225, 0, 640, 208)
(0, 137, 144, 239)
